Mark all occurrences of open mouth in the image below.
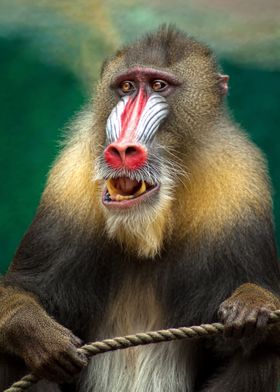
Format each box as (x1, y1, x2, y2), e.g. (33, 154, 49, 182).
(102, 177, 159, 208)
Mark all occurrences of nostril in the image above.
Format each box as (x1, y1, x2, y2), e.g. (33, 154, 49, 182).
(125, 146, 138, 156)
(108, 146, 121, 158)
(104, 145, 123, 168)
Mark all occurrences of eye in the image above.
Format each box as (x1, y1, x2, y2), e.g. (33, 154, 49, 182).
(119, 81, 135, 94)
(151, 80, 168, 92)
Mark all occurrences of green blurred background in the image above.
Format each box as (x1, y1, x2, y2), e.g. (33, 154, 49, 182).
(0, 0, 280, 273)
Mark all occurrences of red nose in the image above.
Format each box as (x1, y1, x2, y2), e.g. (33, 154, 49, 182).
(104, 143, 147, 170)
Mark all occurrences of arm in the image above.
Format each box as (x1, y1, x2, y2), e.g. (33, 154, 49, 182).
(0, 207, 89, 382)
(163, 201, 280, 331)
(0, 284, 87, 382)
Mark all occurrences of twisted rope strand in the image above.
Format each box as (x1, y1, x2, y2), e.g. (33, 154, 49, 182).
(4, 309, 280, 392)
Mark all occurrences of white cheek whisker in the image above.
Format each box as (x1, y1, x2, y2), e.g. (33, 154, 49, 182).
(106, 94, 169, 145)
(106, 96, 129, 143)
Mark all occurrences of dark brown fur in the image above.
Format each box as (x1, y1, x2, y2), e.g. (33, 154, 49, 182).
(0, 25, 280, 391)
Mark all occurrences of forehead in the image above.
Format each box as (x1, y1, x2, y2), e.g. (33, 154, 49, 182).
(122, 30, 212, 69)
(101, 28, 215, 85)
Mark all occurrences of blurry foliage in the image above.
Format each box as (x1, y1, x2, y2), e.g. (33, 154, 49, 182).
(0, 36, 87, 271)
(222, 60, 280, 246)
(0, 0, 280, 272)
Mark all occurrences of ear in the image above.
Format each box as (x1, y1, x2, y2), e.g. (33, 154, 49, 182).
(218, 74, 229, 95)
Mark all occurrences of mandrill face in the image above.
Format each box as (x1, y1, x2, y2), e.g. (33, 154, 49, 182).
(101, 66, 181, 210)
(94, 31, 225, 218)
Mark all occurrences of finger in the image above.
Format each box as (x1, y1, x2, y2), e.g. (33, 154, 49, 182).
(62, 347, 88, 373)
(218, 301, 235, 320)
(65, 346, 88, 368)
(53, 323, 83, 345)
(218, 307, 228, 321)
(55, 351, 84, 376)
(59, 327, 84, 347)
(256, 307, 271, 329)
(223, 306, 239, 337)
(54, 354, 85, 379)
(242, 309, 258, 337)
(70, 334, 84, 347)
(232, 307, 252, 339)
(223, 305, 238, 324)
(52, 324, 84, 348)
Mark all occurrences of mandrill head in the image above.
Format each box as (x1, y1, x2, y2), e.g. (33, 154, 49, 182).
(91, 26, 229, 257)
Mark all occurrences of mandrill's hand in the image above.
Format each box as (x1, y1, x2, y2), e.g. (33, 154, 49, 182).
(4, 305, 88, 383)
(218, 283, 280, 339)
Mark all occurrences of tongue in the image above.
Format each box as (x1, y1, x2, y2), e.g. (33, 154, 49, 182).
(113, 177, 139, 195)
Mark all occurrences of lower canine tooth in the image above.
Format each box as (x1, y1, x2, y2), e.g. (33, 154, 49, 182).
(106, 180, 119, 196)
(135, 181, 146, 196)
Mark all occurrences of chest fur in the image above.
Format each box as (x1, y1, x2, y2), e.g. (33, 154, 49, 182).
(79, 278, 197, 392)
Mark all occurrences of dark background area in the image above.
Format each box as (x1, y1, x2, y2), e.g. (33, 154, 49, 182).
(0, 1, 280, 272)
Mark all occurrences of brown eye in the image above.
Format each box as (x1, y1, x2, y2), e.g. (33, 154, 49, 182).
(152, 80, 167, 92)
(120, 81, 135, 94)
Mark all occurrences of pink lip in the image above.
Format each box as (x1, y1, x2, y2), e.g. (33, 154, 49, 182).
(102, 184, 160, 209)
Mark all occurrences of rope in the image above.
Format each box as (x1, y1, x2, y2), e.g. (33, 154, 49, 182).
(4, 309, 280, 392)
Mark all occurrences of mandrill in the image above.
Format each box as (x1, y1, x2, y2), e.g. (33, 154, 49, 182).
(1, 25, 280, 392)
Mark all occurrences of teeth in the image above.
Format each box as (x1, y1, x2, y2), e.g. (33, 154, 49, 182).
(106, 179, 147, 201)
(134, 181, 146, 196)
(115, 194, 134, 201)
(106, 179, 119, 197)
